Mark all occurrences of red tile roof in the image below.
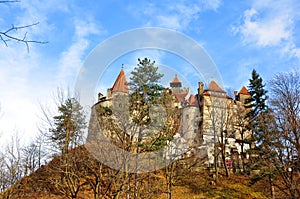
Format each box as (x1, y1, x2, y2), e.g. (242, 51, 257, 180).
(207, 80, 225, 92)
(111, 69, 129, 93)
(174, 93, 188, 102)
(187, 94, 197, 106)
(171, 75, 180, 83)
(239, 86, 250, 95)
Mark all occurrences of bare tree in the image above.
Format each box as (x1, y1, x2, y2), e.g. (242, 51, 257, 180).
(46, 146, 88, 199)
(266, 70, 300, 198)
(0, 133, 23, 197)
(21, 143, 38, 176)
(203, 91, 229, 182)
(0, 152, 8, 192)
(232, 100, 250, 172)
(20, 132, 47, 177)
(4, 134, 22, 187)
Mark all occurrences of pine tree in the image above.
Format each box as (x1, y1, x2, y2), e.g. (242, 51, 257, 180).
(245, 69, 268, 144)
(245, 70, 275, 197)
(129, 58, 178, 199)
(129, 58, 164, 103)
(129, 58, 164, 126)
(50, 98, 86, 154)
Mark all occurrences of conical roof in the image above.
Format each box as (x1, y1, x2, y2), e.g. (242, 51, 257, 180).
(111, 69, 129, 93)
(239, 86, 250, 95)
(207, 80, 225, 92)
(171, 75, 180, 83)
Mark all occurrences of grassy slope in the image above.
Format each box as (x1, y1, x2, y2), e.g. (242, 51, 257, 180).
(157, 171, 268, 199)
(0, 172, 269, 199)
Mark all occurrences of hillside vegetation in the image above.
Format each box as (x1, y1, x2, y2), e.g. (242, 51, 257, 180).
(0, 146, 269, 199)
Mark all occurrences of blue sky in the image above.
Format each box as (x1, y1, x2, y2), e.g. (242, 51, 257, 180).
(1, 0, 300, 144)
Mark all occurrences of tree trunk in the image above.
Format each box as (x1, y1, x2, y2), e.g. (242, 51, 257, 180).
(241, 130, 245, 172)
(214, 135, 218, 184)
(269, 176, 275, 199)
(166, 162, 175, 199)
(93, 178, 100, 199)
(134, 128, 143, 199)
(221, 145, 229, 177)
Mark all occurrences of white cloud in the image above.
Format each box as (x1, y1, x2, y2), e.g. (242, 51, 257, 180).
(0, 1, 104, 146)
(11, 0, 69, 42)
(232, 0, 300, 59)
(200, 0, 222, 11)
(75, 19, 100, 38)
(234, 8, 292, 47)
(56, 18, 103, 86)
(0, 1, 70, 144)
(0, 44, 46, 145)
(156, 15, 182, 30)
(128, 0, 222, 31)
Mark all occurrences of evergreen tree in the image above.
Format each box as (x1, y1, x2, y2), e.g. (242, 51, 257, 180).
(129, 58, 164, 103)
(128, 58, 179, 148)
(50, 98, 86, 154)
(245, 70, 276, 197)
(129, 58, 180, 199)
(245, 69, 268, 144)
(129, 58, 164, 125)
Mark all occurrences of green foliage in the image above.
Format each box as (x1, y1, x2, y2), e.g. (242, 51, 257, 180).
(128, 57, 164, 127)
(50, 98, 86, 154)
(245, 69, 268, 119)
(245, 69, 268, 142)
(245, 71, 279, 198)
(129, 58, 164, 104)
(128, 58, 179, 152)
(97, 106, 112, 116)
(129, 91, 150, 125)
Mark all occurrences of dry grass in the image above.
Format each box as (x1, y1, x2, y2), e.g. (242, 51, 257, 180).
(0, 147, 269, 199)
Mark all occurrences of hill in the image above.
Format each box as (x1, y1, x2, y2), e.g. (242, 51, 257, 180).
(0, 146, 269, 199)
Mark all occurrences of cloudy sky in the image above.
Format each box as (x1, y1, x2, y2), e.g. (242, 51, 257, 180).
(1, 0, 300, 144)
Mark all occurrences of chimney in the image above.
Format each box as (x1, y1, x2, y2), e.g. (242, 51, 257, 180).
(234, 91, 238, 100)
(107, 88, 112, 98)
(198, 82, 204, 95)
(98, 92, 104, 102)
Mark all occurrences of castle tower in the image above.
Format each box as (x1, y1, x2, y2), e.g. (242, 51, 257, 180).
(111, 68, 129, 94)
(106, 68, 129, 99)
(237, 86, 250, 104)
(170, 74, 182, 89)
(169, 74, 189, 107)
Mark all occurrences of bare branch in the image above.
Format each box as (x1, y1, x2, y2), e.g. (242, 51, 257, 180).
(0, 22, 48, 52)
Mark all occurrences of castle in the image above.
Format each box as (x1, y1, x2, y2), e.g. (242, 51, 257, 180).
(93, 68, 252, 169)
